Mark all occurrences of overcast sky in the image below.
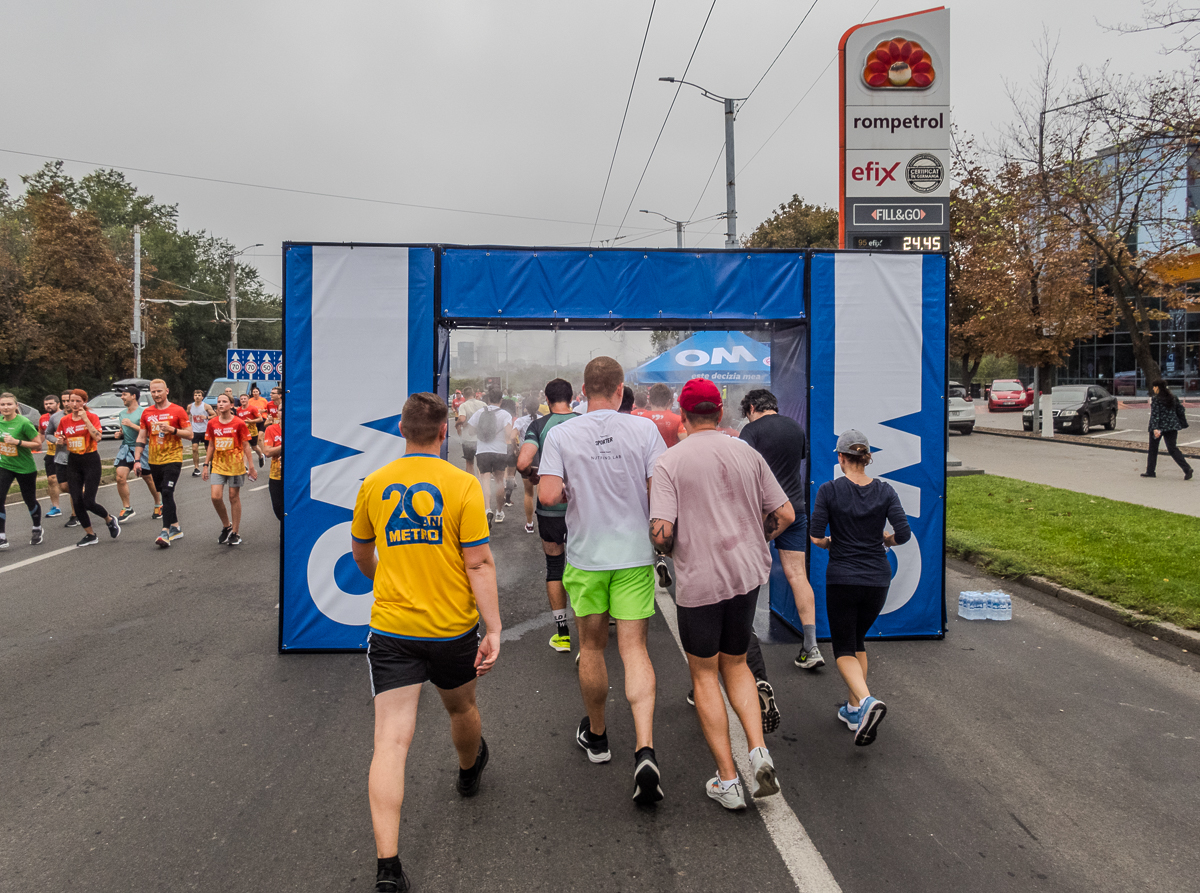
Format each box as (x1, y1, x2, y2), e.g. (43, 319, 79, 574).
(1, 0, 1183, 304)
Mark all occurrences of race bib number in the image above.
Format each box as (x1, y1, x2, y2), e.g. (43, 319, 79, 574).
(0, 441, 17, 457)
(68, 436, 86, 453)
(215, 436, 235, 452)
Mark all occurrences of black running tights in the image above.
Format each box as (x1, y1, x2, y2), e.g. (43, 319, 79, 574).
(149, 462, 182, 527)
(825, 583, 890, 659)
(66, 452, 108, 529)
(0, 468, 41, 535)
(269, 477, 284, 521)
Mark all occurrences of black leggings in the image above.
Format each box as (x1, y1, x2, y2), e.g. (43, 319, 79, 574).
(826, 583, 889, 659)
(1147, 430, 1193, 475)
(268, 478, 284, 521)
(149, 462, 182, 527)
(0, 468, 41, 535)
(66, 452, 108, 529)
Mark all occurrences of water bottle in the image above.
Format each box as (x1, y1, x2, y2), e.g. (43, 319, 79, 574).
(994, 591, 1012, 621)
(984, 590, 1000, 620)
(958, 591, 982, 620)
(973, 591, 988, 620)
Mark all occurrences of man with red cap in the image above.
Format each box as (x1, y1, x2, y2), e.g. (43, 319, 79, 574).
(649, 378, 795, 810)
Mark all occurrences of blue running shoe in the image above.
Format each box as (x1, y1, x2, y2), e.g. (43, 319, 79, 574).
(854, 696, 887, 746)
(837, 701, 860, 731)
(45, 506, 63, 518)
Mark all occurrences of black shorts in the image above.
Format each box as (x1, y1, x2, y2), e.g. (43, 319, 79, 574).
(537, 513, 567, 545)
(367, 626, 479, 696)
(825, 583, 889, 658)
(462, 442, 477, 461)
(44, 454, 59, 478)
(192, 431, 207, 446)
(249, 434, 259, 447)
(476, 451, 505, 474)
(676, 589, 758, 659)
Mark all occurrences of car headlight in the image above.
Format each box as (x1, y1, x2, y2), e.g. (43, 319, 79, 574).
(1060, 410, 1077, 417)
(1023, 408, 1033, 415)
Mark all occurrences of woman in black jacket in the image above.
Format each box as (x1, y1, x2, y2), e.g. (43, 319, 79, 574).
(1142, 380, 1193, 480)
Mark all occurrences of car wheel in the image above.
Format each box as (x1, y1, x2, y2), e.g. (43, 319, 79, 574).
(1105, 411, 1117, 430)
(1079, 414, 1090, 435)
(962, 424, 973, 435)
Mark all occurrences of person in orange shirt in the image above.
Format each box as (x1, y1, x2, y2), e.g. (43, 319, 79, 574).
(237, 393, 267, 469)
(58, 389, 122, 547)
(203, 394, 257, 546)
(135, 379, 192, 548)
(262, 393, 283, 522)
(646, 383, 687, 447)
(246, 383, 269, 414)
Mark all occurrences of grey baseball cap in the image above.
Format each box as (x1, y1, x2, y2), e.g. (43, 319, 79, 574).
(835, 428, 871, 457)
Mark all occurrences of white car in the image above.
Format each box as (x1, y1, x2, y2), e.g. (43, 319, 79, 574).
(948, 381, 976, 434)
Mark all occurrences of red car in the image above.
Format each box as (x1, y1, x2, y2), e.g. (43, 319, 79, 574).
(987, 379, 1033, 411)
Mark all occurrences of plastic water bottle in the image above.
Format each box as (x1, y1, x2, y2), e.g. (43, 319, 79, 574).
(958, 591, 982, 620)
(993, 591, 1012, 621)
(983, 590, 1000, 620)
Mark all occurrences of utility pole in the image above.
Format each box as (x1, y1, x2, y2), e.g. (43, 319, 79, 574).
(228, 257, 239, 350)
(723, 97, 737, 248)
(133, 224, 142, 377)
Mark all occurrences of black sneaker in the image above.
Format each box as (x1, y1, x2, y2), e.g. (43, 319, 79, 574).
(30, 527, 44, 546)
(456, 737, 489, 797)
(65, 516, 80, 528)
(258, 454, 264, 468)
(375, 863, 410, 893)
(576, 716, 611, 763)
(632, 746, 663, 805)
(218, 525, 233, 545)
(758, 680, 781, 734)
(686, 689, 695, 707)
(106, 516, 121, 539)
(227, 532, 242, 547)
(1141, 472, 1156, 478)
(76, 533, 99, 548)
(0, 538, 8, 550)
(191, 468, 202, 477)
(654, 555, 673, 588)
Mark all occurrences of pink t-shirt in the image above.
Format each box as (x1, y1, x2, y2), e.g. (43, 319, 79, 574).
(649, 430, 789, 607)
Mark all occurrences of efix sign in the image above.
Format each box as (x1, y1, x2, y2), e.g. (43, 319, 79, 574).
(840, 7, 950, 249)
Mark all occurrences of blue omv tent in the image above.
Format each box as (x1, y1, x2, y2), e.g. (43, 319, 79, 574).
(631, 330, 771, 385)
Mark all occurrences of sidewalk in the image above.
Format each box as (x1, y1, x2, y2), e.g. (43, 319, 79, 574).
(950, 432, 1199, 518)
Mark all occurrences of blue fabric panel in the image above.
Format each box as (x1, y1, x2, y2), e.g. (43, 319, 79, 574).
(440, 249, 805, 320)
(408, 248, 437, 394)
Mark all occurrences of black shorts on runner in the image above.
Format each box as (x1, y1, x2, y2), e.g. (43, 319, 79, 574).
(366, 627, 479, 696)
(475, 451, 505, 475)
(192, 432, 207, 446)
(44, 455, 58, 478)
(462, 442, 477, 462)
(537, 513, 567, 545)
(249, 434, 259, 448)
(676, 589, 758, 659)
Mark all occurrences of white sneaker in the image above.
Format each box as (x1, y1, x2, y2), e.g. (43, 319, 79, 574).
(749, 748, 780, 798)
(524, 522, 535, 534)
(706, 776, 746, 810)
(494, 510, 505, 523)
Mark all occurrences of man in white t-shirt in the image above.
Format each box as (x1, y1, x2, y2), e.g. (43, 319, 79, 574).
(538, 356, 666, 806)
(456, 395, 487, 478)
(467, 388, 513, 525)
(189, 390, 215, 477)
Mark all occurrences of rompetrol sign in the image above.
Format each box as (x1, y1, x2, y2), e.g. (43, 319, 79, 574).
(840, 7, 951, 248)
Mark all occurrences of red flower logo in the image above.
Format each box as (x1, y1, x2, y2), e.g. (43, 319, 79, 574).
(863, 38, 935, 89)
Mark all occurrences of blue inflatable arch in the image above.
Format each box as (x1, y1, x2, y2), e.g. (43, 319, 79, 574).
(280, 244, 946, 651)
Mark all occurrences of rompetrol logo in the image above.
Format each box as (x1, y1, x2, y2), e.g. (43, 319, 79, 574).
(905, 153, 944, 194)
(382, 482, 444, 545)
(862, 37, 935, 89)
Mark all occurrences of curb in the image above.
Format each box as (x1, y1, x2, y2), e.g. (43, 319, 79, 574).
(953, 550, 1200, 651)
(975, 425, 1200, 459)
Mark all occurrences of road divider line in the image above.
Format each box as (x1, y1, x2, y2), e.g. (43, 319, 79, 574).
(1091, 429, 1136, 438)
(249, 485, 269, 492)
(654, 589, 843, 893)
(0, 545, 77, 575)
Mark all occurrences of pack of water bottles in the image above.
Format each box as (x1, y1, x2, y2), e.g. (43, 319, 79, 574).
(957, 590, 1012, 621)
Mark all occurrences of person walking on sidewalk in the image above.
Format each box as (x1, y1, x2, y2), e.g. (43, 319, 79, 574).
(1142, 380, 1193, 480)
(539, 357, 667, 806)
(351, 392, 501, 893)
(0, 392, 45, 550)
(649, 379, 794, 810)
(810, 429, 911, 747)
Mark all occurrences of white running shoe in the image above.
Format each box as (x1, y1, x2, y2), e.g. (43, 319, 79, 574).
(524, 522, 535, 534)
(706, 776, 746, 810)
(494, 510, 505, 523)
(750, 748, 780, 798)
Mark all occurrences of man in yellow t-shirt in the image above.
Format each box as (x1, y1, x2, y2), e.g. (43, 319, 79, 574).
(350, 392, 501, 893)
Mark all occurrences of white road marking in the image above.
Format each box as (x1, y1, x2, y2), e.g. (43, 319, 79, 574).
(249, 485, 269, 492)
(1090, 429, 1136, 438)
(0, 545, 77, 575)
(654, 589, 843, 893)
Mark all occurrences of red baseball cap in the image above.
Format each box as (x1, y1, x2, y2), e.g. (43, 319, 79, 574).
(679, 378, 722, 412)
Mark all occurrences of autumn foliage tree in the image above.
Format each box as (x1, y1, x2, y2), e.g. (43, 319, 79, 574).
(743, 196, 839, 249)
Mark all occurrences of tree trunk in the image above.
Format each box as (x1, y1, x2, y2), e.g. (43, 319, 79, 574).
(1112, 286, 1162, 388)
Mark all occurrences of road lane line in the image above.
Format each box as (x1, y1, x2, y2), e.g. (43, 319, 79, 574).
(654, 589, 843, 893)
(249, 485, 269, 492)
(0, 545, 77, 575)
(1090, 429, 1136, 438)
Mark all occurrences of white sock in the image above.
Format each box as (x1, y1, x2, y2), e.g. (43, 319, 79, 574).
(552, 609, 568, 624)
(718, 775, 739, 791)
(749, 746, 769, 761)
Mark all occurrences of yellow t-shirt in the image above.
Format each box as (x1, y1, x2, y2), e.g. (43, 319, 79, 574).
(351, 454, 490, 639)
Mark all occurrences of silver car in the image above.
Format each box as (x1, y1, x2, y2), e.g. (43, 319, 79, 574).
(948, 381, 976, 434)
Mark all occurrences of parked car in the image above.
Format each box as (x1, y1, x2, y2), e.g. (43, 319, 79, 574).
(204, 378, 277, 407)
(88, 391, 151, 439)
(987, 379, 1033, 411)
(948, 381, 975, 434)
(1023, 384, 1117, 435)
(18, 402, 40, 426)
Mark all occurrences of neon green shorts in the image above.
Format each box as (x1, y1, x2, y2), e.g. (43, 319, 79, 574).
(563, 563, 656, 620)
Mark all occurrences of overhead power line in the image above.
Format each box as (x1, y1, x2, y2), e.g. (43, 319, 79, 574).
(740, 0, 821, 107)
(590, 0, 658, 247)
(0, 147, 659, 234)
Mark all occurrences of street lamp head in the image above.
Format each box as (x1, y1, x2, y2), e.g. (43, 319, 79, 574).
(659, 77, 676, 83)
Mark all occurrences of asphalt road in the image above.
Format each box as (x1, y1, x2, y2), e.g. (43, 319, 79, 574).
(3, 455, 1198, 892)
(973, 400, 1200, 444)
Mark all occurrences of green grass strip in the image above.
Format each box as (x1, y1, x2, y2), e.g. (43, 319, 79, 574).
(947, 475, 1200, 630)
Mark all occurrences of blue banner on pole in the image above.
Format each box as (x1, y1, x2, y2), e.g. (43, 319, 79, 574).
(227, 349, 282, 381)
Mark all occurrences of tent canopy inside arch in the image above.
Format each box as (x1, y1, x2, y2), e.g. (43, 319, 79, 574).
(630, 330, 772, 385)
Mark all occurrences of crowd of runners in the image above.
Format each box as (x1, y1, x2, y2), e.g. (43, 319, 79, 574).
(359, 356, 909, 893)
(0, 380, 283, 553)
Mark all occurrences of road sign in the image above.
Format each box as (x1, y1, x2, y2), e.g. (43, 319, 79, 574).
(226, 349, 282, 381)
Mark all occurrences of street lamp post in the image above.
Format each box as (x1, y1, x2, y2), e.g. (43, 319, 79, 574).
(228, 242, 263, 349)
(639, 209, 687, 248)
(659, 78, 746, 248)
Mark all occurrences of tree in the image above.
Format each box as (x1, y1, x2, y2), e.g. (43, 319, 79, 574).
(1111, 1, 1200, 54)
(743, 196, 839, 249)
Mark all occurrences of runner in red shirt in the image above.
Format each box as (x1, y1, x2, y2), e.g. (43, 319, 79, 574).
(38, 395, 65, 517)
(631, 390, 650, 418)
(237, 393, 266, 469)
(263, 386, 283, 427)
(60, 389, 121, 547)
(646, 383, 687, 447)
(203, 394, 256, 546)
(262, 396, 283, 522)
(136, 379, 192, 548)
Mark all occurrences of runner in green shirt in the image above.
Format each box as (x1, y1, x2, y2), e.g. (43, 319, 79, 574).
(0, 392, 45, 549)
